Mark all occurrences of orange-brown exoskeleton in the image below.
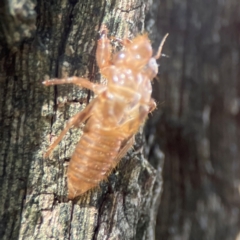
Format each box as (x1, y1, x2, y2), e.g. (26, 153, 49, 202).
(43, 26, 168, 199)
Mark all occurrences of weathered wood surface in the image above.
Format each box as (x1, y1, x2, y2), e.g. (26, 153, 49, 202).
(146, 0, 240, 239)
(0, 0, 164, 239)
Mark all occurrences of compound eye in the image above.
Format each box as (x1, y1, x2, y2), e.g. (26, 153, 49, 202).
(147, 58, 158, 75)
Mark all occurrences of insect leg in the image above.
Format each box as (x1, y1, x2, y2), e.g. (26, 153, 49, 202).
(119, 104, 150, 137)
(148, 98, 157, 113)
(43, 77, 106, 95)
(108, 103, 151, 166)
(154, 33, 169, 59)
(44, 98, 96, 158)
(112, 136, 135, 167)
(96, 25, 112, 69)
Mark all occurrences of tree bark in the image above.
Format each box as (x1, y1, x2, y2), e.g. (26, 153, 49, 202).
(146, 0, 240, 239)
(0, 0, 164, 239)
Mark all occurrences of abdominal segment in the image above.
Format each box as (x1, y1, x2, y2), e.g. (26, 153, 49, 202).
(67, 130, 122, 199)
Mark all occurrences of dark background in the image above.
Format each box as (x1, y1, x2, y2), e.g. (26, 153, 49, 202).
(146, 0, 240, 239)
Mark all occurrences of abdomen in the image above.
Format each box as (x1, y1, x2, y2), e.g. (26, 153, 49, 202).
(67, 129, 122, 199)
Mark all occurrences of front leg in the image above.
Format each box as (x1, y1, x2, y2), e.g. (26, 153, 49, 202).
(96, 25, 112, 69)
(43, 77, 106, 95)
